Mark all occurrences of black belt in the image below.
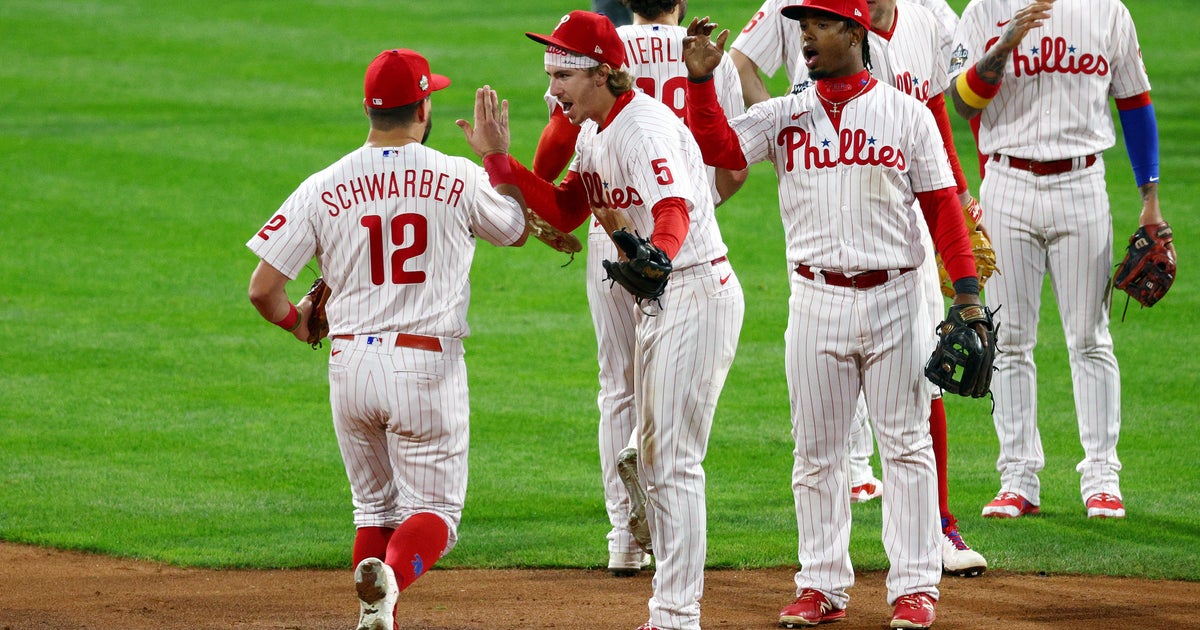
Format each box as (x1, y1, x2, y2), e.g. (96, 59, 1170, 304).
(795, 264, 914, 289)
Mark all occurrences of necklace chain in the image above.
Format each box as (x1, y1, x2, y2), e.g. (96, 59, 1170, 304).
(815, 80, 872, 115)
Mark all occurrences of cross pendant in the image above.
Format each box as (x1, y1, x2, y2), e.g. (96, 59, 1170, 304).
(830, 103, 839, 115)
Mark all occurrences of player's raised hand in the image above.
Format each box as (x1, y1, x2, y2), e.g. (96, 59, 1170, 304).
(456, 86, 511, 158)
(996, 1, 1055, 54)
(683, 16, 728, 80)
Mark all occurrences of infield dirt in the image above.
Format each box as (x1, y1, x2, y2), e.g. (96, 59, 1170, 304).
(1, 542, 1194, 629)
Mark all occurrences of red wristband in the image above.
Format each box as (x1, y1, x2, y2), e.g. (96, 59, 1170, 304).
(273, 303, 300, 331)
(966, 66, 1001, 100)
(483, 153, 516, 187)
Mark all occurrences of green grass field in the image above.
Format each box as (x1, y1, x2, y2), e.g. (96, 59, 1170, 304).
(2, 0, 1197, 581)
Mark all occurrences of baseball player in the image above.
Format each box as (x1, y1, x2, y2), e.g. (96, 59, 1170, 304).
(247, 49, 530, 630)
(466, 12, 745, 629)
(530, 0, 747, 578)
(730, 0, 959, 106)
(682, 0, 983, 626)
(731, 0, 971, 518)
(949, 0, 1165, 520)
(782, 0, 988, 578)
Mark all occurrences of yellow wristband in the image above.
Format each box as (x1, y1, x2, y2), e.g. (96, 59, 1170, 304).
(956, 72, 994, 110)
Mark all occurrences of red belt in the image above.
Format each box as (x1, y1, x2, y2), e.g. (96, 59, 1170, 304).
(711, 256, 728, 265)
(332, 333, 443, 352)
(993, 153, 1097, 176)
(795, 264, 914, 289)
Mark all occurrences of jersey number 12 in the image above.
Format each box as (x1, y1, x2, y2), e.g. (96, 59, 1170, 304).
(360, 213, 428, 285)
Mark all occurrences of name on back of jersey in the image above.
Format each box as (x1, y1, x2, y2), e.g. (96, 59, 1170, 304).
(320, 169, 465, 216)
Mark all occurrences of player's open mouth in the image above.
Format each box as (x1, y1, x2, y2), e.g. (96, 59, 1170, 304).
(803, 47, 819, 67)
(561, 101, 575, 113)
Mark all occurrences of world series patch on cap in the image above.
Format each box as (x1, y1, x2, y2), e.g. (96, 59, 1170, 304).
(364, 49, 451, 109)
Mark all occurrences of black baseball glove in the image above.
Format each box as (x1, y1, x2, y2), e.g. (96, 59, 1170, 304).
(1112, 221, 1175, 308)
(925, 303, 998, 398)
(602, 228, 673, 302)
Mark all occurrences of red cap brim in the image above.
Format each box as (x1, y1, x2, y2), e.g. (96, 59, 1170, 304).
(428, 73, 451, 92)
(525, 31, 591, 61)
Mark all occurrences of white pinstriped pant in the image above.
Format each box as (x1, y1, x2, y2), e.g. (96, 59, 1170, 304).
(638, 258, 744, 630)
(786, 269, 940, 608)
(327, 334, 468, 556)
(585, 230, 644, 555)
(981, 156, 1122, 505)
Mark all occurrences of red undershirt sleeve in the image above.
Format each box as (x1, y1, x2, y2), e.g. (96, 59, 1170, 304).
(684, 77, 748, 170)
(926, 94, 969, 195)
(506, 155, 591, 232)
(649, 197, 690, 259)
(916, 186, 976, 282)
(532, 107, 580, 182)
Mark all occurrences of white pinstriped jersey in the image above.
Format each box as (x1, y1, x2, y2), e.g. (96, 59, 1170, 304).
(788, 2, 952, 100)
(730, 83, 954, 271)
(618, 23, 746, 122)
(950, 0, 1151, 159)
(247, 143, 527, 338)
(907, 0, 959, 40)
(542, 24, 745, 214)
(731, 0, 805, 85)
(569, 91, 727, 269)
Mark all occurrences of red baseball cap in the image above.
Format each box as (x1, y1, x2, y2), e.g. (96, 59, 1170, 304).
(363, 49, 451, 109)
(781, 0, 871, 30)
(526, 10, 627, 69)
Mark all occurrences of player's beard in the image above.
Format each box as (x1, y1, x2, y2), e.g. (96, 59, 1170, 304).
(421, 114, 433, 144)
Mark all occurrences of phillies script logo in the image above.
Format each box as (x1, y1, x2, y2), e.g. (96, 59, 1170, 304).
(893, 71, 930, 102)
(986, 35, 1109, 77)
(775, 126, 906, 172)
(580, 171, 644, 209)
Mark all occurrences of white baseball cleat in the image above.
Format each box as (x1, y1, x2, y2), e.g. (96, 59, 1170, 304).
(354, 557, 398, 630)
(608, 550, 653, 577)
(616, 447, 653, 555)
(941, 519, 987, 577)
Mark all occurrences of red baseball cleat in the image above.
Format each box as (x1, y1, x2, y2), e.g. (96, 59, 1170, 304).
(981, 491, 1040, 518)
(779, 588, 846, 627)
(1086, 493, 1126, 519)
(890, 592, 936, 629)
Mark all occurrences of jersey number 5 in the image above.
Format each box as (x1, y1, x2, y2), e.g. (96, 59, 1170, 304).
(360, 213, 428, 285)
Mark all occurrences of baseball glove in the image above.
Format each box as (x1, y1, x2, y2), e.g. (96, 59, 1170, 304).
(1112, 221, 1175, 308)
(304, 277, 331, 350)
(526, 209, 582, 261)
(938, 197, 998, 298)
(602, 228, 672, 302)
(925, 303, 998, 398)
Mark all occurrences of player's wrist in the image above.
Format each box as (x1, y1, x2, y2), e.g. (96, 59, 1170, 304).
(956, 67, 1000, 110)
(687, 72, 714, 83)
(273, 303, 302, 332)
(483, 152, 516, 187)
(952, 276, 981, 297)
